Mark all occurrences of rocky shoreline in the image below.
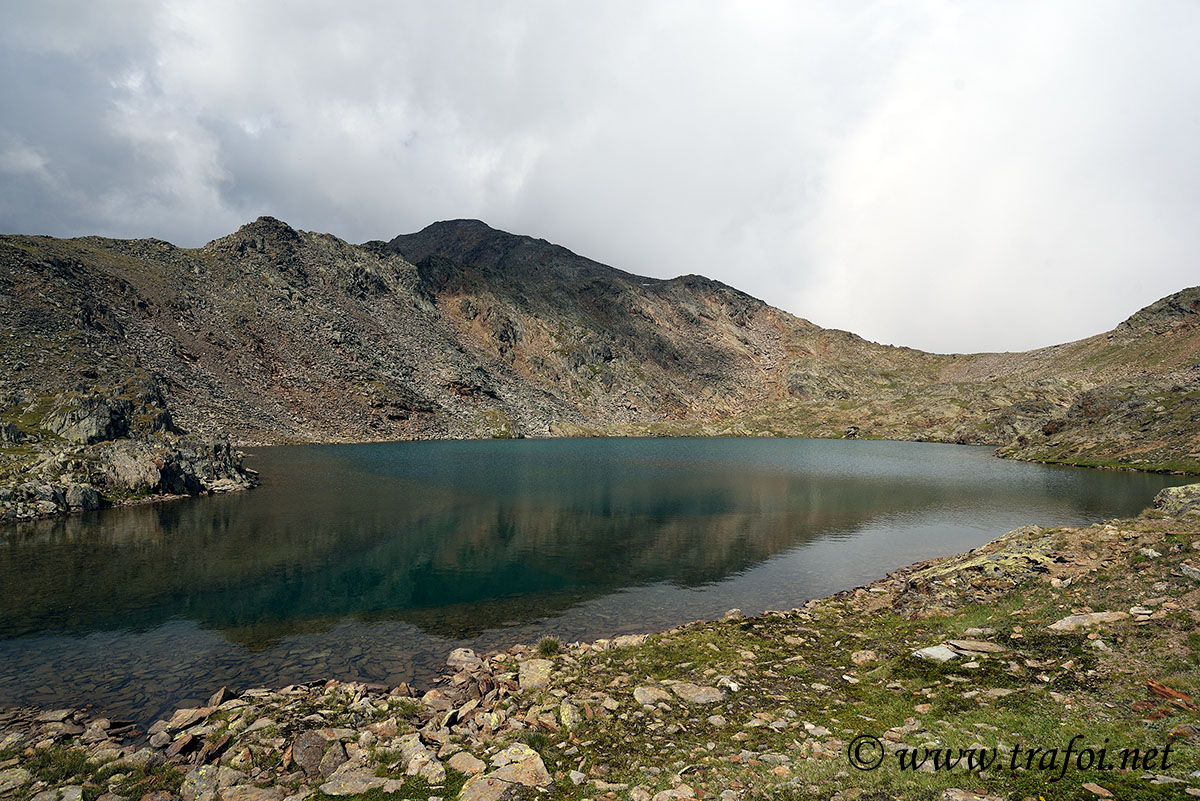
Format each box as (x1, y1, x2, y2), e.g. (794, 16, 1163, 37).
(0, 381, 257, 524)
(2, 484, 1199, 801)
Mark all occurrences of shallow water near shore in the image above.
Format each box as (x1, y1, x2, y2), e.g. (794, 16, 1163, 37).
(0, 437, 1188, 723)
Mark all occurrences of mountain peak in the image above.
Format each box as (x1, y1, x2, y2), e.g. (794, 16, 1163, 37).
(204, 216, 301, 256)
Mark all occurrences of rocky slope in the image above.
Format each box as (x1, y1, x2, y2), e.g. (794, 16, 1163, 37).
(1, 483, 1197, 801)
(2, 218, 1198, 520)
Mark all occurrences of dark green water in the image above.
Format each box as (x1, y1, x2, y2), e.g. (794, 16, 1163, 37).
(0, 438, 1188, 722)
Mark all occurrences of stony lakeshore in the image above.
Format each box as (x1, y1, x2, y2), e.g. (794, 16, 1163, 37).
(2, 483, 1199, 801)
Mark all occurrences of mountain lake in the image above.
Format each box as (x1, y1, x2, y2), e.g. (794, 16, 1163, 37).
(0, 437, 1190, 722)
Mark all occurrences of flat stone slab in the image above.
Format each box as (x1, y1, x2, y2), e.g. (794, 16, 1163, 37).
(913, 645, 958, 662)
(460, 749, 551, 801)
(318, 767, 386, 796)
(218, 786, 286, 801)
(1048, 611, 1130, 632)
(518, 658, 553, 691)
(946, 639, 1006, 653)
(0, 769, 31, 795)
(448, 751, 487, 775)
(32, 787, 84, 801)
(633, 686, 672, 705)
(670, 683, 726, 704)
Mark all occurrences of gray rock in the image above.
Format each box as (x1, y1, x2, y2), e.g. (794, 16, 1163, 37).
(1048, 611, 1130, 632)
(447, 648, 484, 670)
(0, 770, 31, 796)
(518, 658, 553, 691)
(447, 751, 486, 775)
(290, 731, 328, 777)
(559, 701, 583, 729)
(43, 395, 132, 444)
(218, 787, 286, 801)
(1152, 483, 1200, 518)
(35, 790, 83, 801)
(946, 639, 1006, 653)
(407, 753, 445, 784)
(181, 766, 246, 801)
(0, 421, 22, 443)
(671, 683, 726, 704)
(460, 747, 551, 801)
(317, 740, 347, 778)
(913, 645, 958, 662)
(317, 765, 385, 797)
(633, 686, 671, 705)
(64, 483, 101, 510)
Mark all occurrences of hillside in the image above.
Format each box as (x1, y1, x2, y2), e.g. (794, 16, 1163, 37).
(1, 217, 1198, 520)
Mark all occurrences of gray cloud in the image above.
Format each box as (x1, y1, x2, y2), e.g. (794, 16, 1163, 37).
(1, 0, 1196, 352)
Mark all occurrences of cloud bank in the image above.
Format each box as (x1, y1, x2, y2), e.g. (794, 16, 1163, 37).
(2, 0, 1197, 352)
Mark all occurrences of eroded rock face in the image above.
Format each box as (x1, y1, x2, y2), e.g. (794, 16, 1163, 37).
(43, 395, 133, 445)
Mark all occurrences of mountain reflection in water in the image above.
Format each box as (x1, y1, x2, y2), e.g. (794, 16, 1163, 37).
(0, 438, 1187, 721)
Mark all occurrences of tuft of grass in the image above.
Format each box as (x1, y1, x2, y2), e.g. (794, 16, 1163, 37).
(536, 636, 560, 657)
(389, 698, 423, 718)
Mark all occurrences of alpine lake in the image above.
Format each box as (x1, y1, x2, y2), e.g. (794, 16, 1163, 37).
(0, 437, 1190, 723)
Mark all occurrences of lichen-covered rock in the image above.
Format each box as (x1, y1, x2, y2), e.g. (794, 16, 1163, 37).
(518, 658, 553, 691)
(1153, 482, 1200, 518)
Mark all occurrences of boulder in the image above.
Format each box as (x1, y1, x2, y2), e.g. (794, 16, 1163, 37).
(447, 647, 485, 670)
(1152, 483, 1200, 518)
(518, 658, 553, 691)
(290, 731, 330, 777)
(447, 751, 486, 775)
(913, 645, 958, 662)
(670, 683, 726, 704)
(633, 686, 671, 705)
(64, 483, 101, 511)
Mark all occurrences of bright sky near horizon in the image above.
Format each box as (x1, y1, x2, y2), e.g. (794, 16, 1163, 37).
(1, 1, 1197, 353)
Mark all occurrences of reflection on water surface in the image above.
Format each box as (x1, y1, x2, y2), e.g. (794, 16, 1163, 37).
(0, 438, 1186, 721)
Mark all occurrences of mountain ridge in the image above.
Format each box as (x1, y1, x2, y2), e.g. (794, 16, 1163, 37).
(1, 217, 1197, 521)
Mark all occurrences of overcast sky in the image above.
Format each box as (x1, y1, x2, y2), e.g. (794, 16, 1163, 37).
(2, 1, 1197, 353)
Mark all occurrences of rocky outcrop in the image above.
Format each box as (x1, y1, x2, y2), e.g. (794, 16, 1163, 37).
(1153, 481, 1200, 518)
(997, 370, 1200, 471)
(0, 379, 256, 522)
